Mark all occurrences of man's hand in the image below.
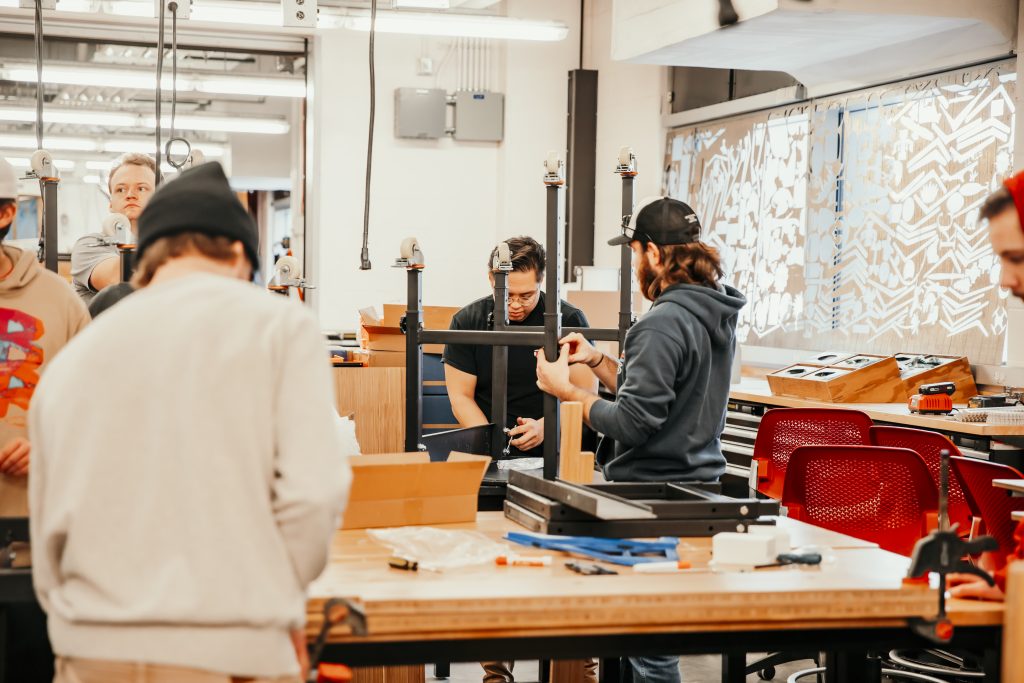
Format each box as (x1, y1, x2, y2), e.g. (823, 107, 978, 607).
(509, 417, 544, 451)
(0, 437, 30, 477)
(948, 573, 1005, 602)
(291, 628, 311, 680)
(536, 344, 573, 400)
(559, 332, 601, 367)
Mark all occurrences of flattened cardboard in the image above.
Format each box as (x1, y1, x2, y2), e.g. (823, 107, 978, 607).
(341, 452, 490, 529)
(359, 304, 458, 355)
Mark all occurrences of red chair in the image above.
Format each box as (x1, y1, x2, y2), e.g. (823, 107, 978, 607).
(869, 426, 972, 533)
(951, 456, 1024, 570)
(751, 408, 873, 499)
(782, 445, 938, 556)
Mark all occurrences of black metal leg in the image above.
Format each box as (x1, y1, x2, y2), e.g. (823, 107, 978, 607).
(539, 658, 551, 683)
(720, 652, 745, 683)
(823, 651, 877, 683)
(982, 645, 1001, 681)
(0, 606, 7, 683)
(432, 661, 450, 678)
(598, 657, 620, 683)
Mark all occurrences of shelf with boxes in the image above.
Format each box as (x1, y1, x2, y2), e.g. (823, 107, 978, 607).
(766, 351, 977, 404)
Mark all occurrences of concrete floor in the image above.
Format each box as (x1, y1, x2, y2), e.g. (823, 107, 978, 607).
(432, 655, 817, 682)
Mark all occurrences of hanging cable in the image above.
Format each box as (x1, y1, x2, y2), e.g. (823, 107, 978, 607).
(358, 0, 377, 270)
(154, 0, 166, 185)
(164, 2, 191, 171)
(33, 0, 44, 150)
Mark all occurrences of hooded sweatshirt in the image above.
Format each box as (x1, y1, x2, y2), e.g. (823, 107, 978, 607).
(0, 245, 89, 516)
(590, 282, 746, 482)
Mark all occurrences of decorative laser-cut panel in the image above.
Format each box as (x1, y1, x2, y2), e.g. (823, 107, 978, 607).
(664, 61, 1014, 365)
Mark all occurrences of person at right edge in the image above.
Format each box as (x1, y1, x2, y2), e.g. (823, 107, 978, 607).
(535, 196, 746, 683)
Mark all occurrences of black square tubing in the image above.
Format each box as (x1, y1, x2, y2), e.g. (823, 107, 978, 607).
(403, 152, 639, 480)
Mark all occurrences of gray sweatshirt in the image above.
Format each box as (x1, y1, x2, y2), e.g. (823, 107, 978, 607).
(29, 273, 351, 678)
(590, 283, 746, 482)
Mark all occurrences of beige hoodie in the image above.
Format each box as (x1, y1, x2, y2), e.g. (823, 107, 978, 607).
(0, 245, 89, 516)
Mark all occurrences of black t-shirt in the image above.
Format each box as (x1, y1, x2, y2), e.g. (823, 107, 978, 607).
(443, 293, 589, 440)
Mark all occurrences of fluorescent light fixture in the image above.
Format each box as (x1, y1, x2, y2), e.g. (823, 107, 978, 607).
(0, 106, 289, 135)
(0, 134, 98, 151)
(0, 63, 305, 99)
(55, 0, 153, 16)
(101, 139, 227, 157)
(330, 10, 569, 41)
(3, 156, 75, 171)
(82, 174, 103, 184)
(195, 75, 306, 99)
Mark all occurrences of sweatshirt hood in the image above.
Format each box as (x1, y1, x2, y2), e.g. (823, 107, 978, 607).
(652, 282, 746, 346)
(0, 245, 39, 291)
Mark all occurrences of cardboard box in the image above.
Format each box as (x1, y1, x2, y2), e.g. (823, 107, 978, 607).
(341, 452, 490, 529)
(359, 304, 459, 355)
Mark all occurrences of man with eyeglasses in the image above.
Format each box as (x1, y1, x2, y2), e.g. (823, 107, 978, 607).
(71, 153, 156, 306)
(444, 237, 594, 466)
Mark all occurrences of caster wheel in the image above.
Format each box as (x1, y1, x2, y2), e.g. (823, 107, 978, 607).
(758, 665, 776, 680)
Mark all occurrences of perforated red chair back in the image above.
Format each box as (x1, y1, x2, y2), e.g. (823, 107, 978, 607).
(950, 456, 1024, 569)
(869, 426, 971, 533)
(782, 445, 938, 556)
(752, 408, 873, 499)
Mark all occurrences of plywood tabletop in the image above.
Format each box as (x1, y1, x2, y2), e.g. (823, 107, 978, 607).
(993, 479, 1024, 495)
(730, 379, 1024, 437)
(305, 513, 1001, 642)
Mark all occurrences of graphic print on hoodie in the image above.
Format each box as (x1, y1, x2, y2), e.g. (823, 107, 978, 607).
(589, 282, 747, 483)
(0, 245, 89, 515)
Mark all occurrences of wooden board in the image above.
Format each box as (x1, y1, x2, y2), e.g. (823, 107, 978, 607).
(352, 667, 424, 683)
(305, 513, 956, 643)
(731, 378, 1024, 437)
(559, 402, 594, 484)
(993, 479, 1024, 495)
(334, 367, 405, 454)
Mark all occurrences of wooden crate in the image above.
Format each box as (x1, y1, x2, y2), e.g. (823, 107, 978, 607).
(898, 353, 977, 402)
(767, 355, 906, 403)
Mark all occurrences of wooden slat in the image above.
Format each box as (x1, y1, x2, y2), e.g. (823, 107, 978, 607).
(351, 666, 424, 683)
(558, 402, 594, 484)
(334, 367, 405, 454)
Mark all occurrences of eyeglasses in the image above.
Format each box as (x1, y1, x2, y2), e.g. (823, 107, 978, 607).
(494, 290, 538, 306)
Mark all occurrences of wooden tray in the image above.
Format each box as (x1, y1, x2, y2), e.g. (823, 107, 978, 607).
(767, 355, 906, 403)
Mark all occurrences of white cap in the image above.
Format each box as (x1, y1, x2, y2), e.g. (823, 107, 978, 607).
(0, 158, 17, 201)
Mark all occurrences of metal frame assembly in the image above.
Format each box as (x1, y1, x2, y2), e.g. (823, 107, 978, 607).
(504, 470, 780, 537)
(398, 149, 639, 480)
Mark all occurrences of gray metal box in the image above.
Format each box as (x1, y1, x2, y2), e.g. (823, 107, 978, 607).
(394, 88, 447, 140)
(454, 90, 504, 142)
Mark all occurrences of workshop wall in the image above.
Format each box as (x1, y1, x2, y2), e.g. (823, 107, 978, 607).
(311, 0, 588, 331)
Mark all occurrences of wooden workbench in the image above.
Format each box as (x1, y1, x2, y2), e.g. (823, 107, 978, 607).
(307, 513, 1004, 680)
(731, 378, 1024, 439)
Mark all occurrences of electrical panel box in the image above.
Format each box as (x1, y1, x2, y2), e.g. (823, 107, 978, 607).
(394, 88, 447, 140)
(454, 90, 504, 142)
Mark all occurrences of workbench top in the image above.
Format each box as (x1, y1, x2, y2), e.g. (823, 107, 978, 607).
(306, 513, 1002, 643)
(730, 378, 1024, 437)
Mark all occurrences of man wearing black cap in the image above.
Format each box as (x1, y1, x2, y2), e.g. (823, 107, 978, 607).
(29, 162, 351, 683)
(536, 196, 746, 683)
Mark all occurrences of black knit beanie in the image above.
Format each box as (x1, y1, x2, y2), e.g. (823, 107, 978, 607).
(136, 162, 259, 272)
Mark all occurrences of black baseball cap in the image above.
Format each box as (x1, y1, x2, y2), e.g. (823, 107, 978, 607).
(608, 196, 702, 246)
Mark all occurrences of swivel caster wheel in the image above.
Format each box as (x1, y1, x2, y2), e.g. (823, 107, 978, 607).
(758, 665, 776, 680)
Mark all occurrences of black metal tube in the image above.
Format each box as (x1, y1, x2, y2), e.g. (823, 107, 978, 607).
(119, 247, 134, 283)
(41, 179, 57, 273)
(420, 329, 547, 347)
(490, 269, 509, 457)
(543, 182, 562, 480)
(512, 326, 619, 342)
(618, 174, 635, 353)
(405, 268, 423, 452)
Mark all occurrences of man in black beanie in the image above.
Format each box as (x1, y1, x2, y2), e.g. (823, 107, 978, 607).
(29, 162, 351, 683)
